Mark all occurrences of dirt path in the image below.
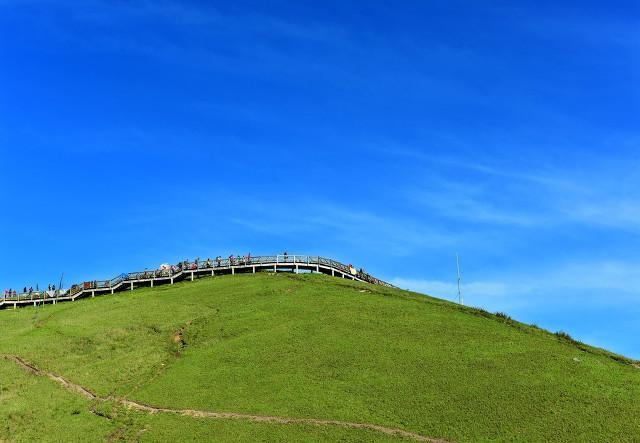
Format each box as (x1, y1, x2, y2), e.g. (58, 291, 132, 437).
(4, 355, 449, 443)
(8, 355, 98, 400)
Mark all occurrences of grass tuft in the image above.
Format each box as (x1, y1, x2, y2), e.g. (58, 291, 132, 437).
(495, 312, 512, 322)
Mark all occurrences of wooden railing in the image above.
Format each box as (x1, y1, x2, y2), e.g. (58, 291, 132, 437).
(1, 255, 394, 305)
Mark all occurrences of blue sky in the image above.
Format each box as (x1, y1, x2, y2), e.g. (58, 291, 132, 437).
(1, 1, 639, 358)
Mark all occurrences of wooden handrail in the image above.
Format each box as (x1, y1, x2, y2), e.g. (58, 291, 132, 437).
(1, 255, 395, 308)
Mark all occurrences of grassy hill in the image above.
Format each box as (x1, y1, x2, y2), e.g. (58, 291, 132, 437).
(0, 273, 638, 442)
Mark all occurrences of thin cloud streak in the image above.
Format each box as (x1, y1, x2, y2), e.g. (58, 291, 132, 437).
(226, 200, 459, 257)
(393, 260, 640, 311)
(382, 147, 640, 232)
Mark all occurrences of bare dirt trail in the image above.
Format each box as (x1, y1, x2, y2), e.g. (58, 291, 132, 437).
(4, 355, 450, 443)
(8, 355, 98, 400)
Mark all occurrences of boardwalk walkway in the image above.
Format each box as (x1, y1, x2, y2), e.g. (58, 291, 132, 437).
(1, 255, 394, 310)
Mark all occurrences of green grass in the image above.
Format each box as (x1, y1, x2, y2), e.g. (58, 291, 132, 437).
(0, 272, 638, 442)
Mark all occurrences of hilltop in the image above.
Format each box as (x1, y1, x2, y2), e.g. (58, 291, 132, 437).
(0, 272, 638, 442)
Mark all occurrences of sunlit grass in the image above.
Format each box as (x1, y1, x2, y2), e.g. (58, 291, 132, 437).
(0, 273, 638, 442)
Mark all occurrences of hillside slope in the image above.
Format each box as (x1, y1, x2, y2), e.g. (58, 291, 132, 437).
(0, 273, 638, 442)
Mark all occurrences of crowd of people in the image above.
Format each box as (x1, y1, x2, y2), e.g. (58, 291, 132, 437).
(3, 283, 59, 299)
(226, 253, 252, 266)
(165, 253, 254, 272)
(169, 254, 379, 284)
(2, 254, 388, 301)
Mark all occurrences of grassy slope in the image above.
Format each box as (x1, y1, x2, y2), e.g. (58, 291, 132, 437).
(0, 357, 391, 442)
(0, 273, 638, 442)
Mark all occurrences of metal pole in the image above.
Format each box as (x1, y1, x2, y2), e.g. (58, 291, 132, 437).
(456, 253, 463, 305)
(58, 273, 64, 299)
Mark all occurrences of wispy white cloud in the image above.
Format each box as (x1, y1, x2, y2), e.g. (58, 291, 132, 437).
(409, 187, 550, 227)
(385, 147, 580, 190)
(393, 260, 640, 314)
(226, 199, 459, 257)
(518, 9, 640, 50)
(391, 277, 517, 299)
(561, 198, 640, 230)
(2, 0, 358, 77)
(542, 261, 640, 294)
(374, 146, 640, 233)
(391, 277, 534, 312)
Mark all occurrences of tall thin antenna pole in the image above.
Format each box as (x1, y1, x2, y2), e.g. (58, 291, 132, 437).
(58, 273, 64, 297)
(456, 253, 463, 305)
